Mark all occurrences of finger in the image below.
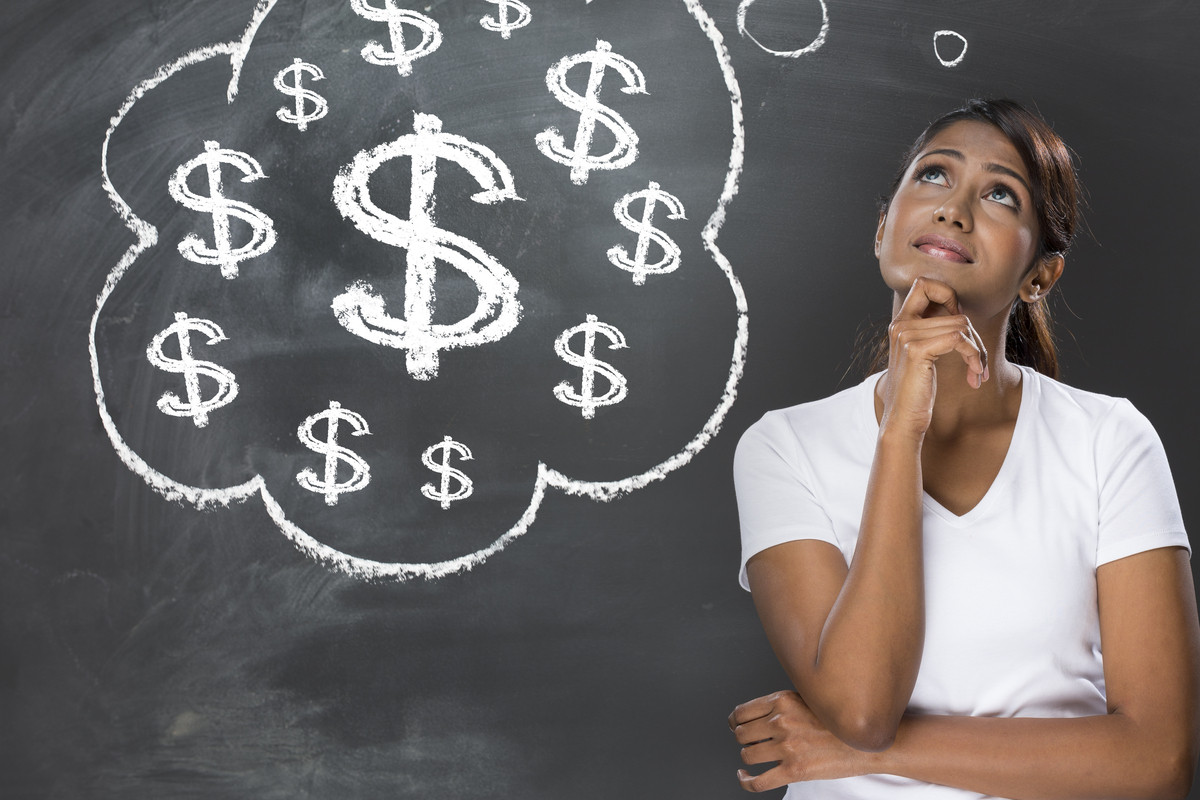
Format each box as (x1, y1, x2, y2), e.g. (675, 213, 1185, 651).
(891, 318, 986, 382)
(737, 765, 791, 793)
(732, 717, 773, 746)
(908, 329, 987, 385)
(729, 695, 776, 730)
(967, 320, 988, 380)
(740, 739, 782, 766)
(895, 276, 961, 321)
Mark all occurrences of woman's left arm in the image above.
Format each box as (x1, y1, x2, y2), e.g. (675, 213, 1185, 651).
(731, 547, 1200, 798)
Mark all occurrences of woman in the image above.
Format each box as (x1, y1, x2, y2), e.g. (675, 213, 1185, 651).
(729, 99, 1200, 798)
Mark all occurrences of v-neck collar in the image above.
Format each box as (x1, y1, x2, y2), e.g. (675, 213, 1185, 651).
(857, 364, 1038, 528)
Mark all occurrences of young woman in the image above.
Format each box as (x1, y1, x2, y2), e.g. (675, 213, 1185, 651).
(728, 99, 1200, 798)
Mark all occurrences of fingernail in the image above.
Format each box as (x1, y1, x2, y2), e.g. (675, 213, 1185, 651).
(983, 364, 990, 382)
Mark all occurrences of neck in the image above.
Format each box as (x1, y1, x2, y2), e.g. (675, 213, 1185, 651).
(924, 355, 1022, 438)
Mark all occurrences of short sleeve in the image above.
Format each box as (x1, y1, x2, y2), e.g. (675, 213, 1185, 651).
(733, 412, 839, 591)
(1094, 397, 1190, 567)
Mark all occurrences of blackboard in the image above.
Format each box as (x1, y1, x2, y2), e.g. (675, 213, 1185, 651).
(2, 0, 1198, 797)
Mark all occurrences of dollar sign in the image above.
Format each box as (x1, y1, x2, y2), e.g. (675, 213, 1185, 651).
(608, 181, 688, 285)
(536, 39, 648, 185)
(350, 0, 443, 77)
(296, 401, 372, 506)
(553, 315, 629, 419)
(274, 58, 329, 132)
(167, 141, 277, 279)
(480, 0, 531, 39)
(420, 436, 474, 510)
(330, 112, 523, 380)
(145, 312, 239, 428)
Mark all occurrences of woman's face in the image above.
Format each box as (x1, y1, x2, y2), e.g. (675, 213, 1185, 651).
(875, 120, 1042, 319)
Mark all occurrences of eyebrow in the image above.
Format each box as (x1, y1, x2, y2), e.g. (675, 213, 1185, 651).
(919, 148, 1032, 195)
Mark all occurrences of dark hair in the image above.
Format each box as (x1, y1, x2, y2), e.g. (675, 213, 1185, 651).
(853, 98, 1081, 380)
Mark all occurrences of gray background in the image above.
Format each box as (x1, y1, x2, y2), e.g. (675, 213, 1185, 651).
(3, 0, 1198, 797)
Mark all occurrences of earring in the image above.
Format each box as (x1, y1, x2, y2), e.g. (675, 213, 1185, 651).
(1030, 284, 1041, 301)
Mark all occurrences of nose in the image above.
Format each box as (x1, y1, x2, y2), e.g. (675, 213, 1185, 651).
(934, 190, 973, 232)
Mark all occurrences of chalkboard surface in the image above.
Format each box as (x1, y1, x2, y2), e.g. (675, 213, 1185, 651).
(2, 0, 1198, 797)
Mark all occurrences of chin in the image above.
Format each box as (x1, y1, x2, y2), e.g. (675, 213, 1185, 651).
(881, 264, 956, 294)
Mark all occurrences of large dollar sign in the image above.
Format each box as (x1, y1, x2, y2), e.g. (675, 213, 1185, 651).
(274, 58, 328, 132)
(536, 39, 648, 186)
(296, 401, 372, 506)
(330, 112, 523, 380)
(480, 0, 531, 39)
(350, 0, 442, 77)
(421, 436, 474, 510)
(145, 312, 239, 428)
(553, 315, 629, 419)
(608, 181, 687, 285)
(167, 141, 277, 279)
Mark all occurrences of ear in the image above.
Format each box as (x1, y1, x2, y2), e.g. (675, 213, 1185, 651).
(1024, 253, 1065, 302)
(874, 210, 887, 258)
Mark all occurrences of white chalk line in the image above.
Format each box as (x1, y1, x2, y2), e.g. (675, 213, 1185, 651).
(553, 314, 630, 419)
(93, 0, 747, 581)
(229, 0, 279, 101)
(933, 30, 968, 67)
(736, 0, 829, 58)
(608, 180, 687, 284)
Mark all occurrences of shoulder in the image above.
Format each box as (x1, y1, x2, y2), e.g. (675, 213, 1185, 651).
(1022, 365, 1123, 420)
(1021, 365, 1156, 437)
(1020, 366, 1168, 466)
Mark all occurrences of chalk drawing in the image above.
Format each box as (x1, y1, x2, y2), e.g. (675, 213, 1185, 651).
(296, 401, 372, 506)
(736, 0, 829, 58)
(228, 0, 279, 102)
(481, 0, 531, 39)
(330, 111, 523, 380)
(167, 141, 277, 279)
(94, 0, 749, 582)
(608, 181, 687, 285)
(350, 0, 442, 77)
(554, 315, 629, 419)
(145, 312, 239, 428)
(536, 39, 648, 185)
(421, 436, 475, 510)
(274, 58, 328, 131)
(933, 30, 968, 67)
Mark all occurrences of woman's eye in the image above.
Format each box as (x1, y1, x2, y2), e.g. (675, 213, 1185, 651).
(987, 186, 1018, 208)
(918, 166, 948, 186)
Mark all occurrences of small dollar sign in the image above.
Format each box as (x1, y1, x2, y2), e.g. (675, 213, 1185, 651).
(553, 315, 629, 419)
(480, 0, 531, 39)
(421, 436, 474, 510)
(536, 39, 648, 185)
(331, 112, 523, 380)
(296, 401, 372, 506)
(168, 141, 277, 279)
(145, 312, 239, 428)
(350, 0, 443, 77)
(274, 58, 329, 132)
(608, 181, 687, 285)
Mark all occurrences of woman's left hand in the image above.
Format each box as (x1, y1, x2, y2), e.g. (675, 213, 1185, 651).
(728, 690, 878, 791)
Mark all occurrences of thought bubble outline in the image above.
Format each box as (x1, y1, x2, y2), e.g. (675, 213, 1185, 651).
(933, 30, 968, 68)
(91, 0, 747, 582)
(737, 0, 829, 58)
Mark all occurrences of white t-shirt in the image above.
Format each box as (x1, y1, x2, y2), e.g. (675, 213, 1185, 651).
(733, 364, 1190, 799)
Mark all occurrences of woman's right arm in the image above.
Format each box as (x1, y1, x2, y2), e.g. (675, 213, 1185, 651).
(743, 277, 987, 751)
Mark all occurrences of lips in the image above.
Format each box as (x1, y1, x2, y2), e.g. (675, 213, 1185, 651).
(913, 234, 973, 263)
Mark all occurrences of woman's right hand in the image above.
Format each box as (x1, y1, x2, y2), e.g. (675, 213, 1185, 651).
(880, 276, 988, 439)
